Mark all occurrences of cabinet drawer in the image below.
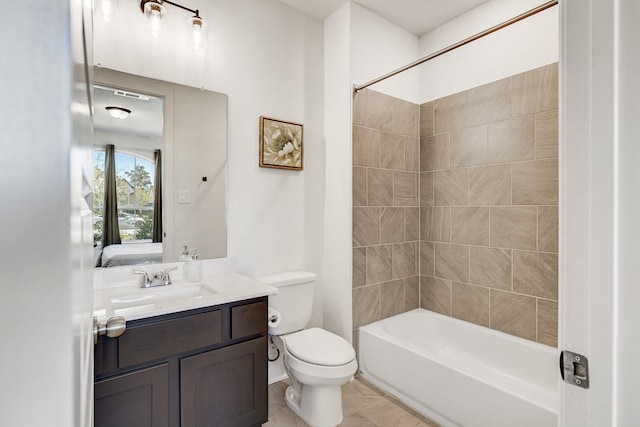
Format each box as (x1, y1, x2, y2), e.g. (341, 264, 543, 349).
(231, 301, 267, 340)
(119, 310, 222, 368)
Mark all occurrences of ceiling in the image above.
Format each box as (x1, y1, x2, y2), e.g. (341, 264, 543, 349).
(92, 84, 163, 153)
(280, 0, 491, 36)
(93, 85, 163, 138)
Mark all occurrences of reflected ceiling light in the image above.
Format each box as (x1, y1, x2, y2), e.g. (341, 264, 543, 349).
(139, 0, 207, 50)
(106, 106, 132, 119)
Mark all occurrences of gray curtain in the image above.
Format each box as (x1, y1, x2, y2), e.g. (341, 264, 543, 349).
(102, 144, 121, 247)
(152, 149, 163, 242)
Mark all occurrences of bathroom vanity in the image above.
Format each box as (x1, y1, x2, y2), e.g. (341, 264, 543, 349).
(93, 269, 277, 427)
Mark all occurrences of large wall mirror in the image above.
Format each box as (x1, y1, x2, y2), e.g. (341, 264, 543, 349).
(93, 67, 227, 267)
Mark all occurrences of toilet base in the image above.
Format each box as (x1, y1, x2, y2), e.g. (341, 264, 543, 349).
(284, 383, 344, 427)
(278, 328, 358, 426)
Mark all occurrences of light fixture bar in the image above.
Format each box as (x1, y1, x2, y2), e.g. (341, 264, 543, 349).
(139, 0, 207, 49)
(163, 0, 199, 17)
(140, 0, 199, 18)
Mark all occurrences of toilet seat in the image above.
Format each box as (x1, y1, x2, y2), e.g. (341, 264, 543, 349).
(283, 327, 355, 366)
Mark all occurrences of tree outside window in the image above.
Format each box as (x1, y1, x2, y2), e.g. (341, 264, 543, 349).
(93, 150, 155, 244)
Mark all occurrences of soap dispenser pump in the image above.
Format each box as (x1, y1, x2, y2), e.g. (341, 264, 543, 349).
(179, 245, 191, 262)
(186, 248, 202, 282)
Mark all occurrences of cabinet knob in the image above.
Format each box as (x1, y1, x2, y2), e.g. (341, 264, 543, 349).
(93, 316, 126, 344)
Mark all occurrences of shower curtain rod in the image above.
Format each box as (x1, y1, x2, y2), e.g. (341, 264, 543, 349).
(353, 0, 559, 93)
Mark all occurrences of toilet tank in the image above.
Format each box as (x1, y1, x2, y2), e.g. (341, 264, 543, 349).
(256, 271, 316, 335)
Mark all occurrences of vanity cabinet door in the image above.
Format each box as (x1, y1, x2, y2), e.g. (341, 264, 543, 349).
(95, 364, 169, 427)
(180, 337, 268, 427)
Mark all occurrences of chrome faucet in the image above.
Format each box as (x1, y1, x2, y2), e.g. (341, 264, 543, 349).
(134, 267, 178, 288)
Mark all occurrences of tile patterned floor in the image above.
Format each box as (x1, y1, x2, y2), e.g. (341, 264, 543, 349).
(263, 376, 441, 427)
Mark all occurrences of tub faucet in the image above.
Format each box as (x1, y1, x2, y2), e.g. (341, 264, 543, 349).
(134, 267, 177, 288)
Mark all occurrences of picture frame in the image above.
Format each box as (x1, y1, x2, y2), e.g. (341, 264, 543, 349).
(259, 116, 304, 170)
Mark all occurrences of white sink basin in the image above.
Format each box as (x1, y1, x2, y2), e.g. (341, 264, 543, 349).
(109, 283, 218, 309)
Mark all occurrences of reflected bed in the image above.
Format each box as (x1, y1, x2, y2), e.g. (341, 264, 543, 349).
(99, 242, 163, 267)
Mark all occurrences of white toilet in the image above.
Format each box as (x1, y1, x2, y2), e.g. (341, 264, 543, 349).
(256, 271, 357, 427)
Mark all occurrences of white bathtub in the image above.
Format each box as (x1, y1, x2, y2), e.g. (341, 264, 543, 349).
(358, 309, 558, 427)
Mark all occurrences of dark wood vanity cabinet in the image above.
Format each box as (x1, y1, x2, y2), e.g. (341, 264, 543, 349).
(94, 297, 268, 427)
(95, 364, 169, 427)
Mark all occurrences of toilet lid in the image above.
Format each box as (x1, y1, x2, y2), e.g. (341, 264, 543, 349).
(284, 328, 356, 366)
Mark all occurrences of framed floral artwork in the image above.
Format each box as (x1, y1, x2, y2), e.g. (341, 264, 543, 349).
(259, 116, 303, 170)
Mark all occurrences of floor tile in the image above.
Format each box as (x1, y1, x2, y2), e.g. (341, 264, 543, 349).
(266, 377, 441, 427)
(340, 413, 377, 427)
(342, 383, 386, 417)
(268, 405, 310, 427)
(358, 398, 427, 427)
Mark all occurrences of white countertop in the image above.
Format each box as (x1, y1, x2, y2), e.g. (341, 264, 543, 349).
(94, 272, 278, 322)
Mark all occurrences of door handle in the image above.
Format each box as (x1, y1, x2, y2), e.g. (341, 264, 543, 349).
(93, 316, 126, 344)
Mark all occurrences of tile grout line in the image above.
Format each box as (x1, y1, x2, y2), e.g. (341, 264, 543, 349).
(536, 205, 540, 251)
(511, 248, 514, 293)
(489, 287, 493, 330)
(536, 298, 540, 342)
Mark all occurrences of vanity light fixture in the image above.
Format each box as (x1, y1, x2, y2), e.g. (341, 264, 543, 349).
(106, 106, 131, 120)
(140, 0, 207, 50)
(141, 0, 166, 37)
(188, 15, 207, 51)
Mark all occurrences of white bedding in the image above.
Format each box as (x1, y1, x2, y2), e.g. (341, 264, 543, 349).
(100, 242, 163, 267)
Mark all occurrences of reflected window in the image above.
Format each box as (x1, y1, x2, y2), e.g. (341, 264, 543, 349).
(93, 149, 156, 244)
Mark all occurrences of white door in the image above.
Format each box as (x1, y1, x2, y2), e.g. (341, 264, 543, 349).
(0, 1, 94, 426)
(560, 0, 640, 425)
(70, 0, 96, 426)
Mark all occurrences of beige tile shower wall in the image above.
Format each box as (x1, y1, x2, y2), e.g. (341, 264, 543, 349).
(352, 89, 420, 343)
(419, 63, 559, 347)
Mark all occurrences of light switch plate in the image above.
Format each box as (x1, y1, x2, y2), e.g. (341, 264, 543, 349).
(178, 190, 191, 204)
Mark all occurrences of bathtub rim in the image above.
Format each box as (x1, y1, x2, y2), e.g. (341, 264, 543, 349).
(360, 308, 558, 353)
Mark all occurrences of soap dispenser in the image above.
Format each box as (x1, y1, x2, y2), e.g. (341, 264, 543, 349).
(186, 248, 202, 282)
(179, 245, 191, 262)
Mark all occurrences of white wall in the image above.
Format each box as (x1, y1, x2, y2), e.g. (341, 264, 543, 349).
(93, 0, 326, 327)
(347, 0, 559, 104)
(321, 2, 422, 342)
(323, 3, 353, 341)
(350, 3, 420, 103)
(419, 0, 559, 102)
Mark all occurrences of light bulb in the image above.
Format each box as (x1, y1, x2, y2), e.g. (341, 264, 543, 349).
(189, 16, 207, 51)
(149, 11, 162, 36)
(144, 1, 166, 38)
(98, 0, 118, 23)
